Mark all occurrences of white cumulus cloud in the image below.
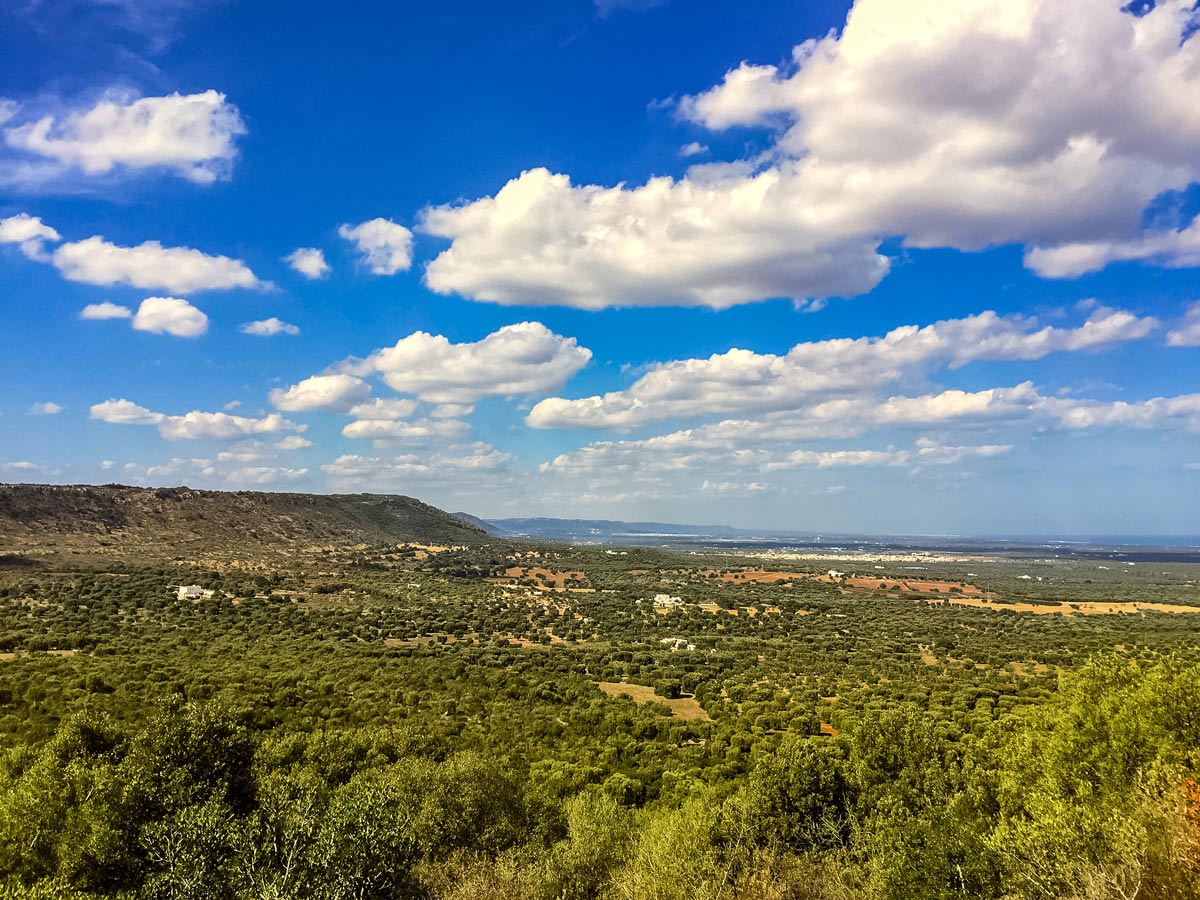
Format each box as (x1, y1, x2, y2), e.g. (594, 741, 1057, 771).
(0, 213, 60, 260)
(120, 457, 308, 487)
(80, 301, 132, 320)
(131, 296, 208, 338)
(423, 0, 1200, 308)
(1027, 216, 1200, 278)
(913, 438, 1012, 466)
(527, 307, 1155, 430)
(423, 166, 890, 309)
(276, 435, 313, 451)
(322, 445, 511, 490)
(28, 401, 63, 415)
(1166, 301, 1200, 348)
(3, 90, 245, 183)
(342, 321, 592, 404)
(345, 398, 419, 420)
(241, 317, 300, 336)
(269, 374, 372, 413)
(341, 418, 471, 442)
(1046, 393, 1200, 432)
(285, 247, 330, 279)
(338, 218, 413, 275)
(52, 235, 263, 293)
(91, 399, 305, 440)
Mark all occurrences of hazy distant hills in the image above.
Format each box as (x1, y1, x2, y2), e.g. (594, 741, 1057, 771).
(0, 483, 487, 561)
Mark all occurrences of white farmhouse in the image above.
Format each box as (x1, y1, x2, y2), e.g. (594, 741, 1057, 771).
(176, 585, 215, 601)
(659, 637, 695, 651)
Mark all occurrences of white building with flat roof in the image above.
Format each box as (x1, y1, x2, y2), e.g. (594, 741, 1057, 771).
(176, 585, 215, 601)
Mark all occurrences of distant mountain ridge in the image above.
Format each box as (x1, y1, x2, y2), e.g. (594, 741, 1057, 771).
(0, 483, 487, 561)
(450, 511, 500, 534)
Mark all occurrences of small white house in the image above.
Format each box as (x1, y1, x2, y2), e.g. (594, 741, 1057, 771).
(652, 593, 683, 608)
(659, 637, 695, 651)
(176, 585, 214, 601)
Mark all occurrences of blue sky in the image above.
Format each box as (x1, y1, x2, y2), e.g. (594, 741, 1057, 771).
(1, 0, 1199, 536)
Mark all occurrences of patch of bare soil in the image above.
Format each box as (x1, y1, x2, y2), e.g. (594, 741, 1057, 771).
(598, 682, 711, 721)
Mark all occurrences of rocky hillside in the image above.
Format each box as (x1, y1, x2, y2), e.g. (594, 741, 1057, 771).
(0, 483, 488, 562)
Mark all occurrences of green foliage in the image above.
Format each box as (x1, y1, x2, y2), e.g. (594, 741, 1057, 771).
(1, 534, 1199, 898)
(982, 656, 1200, 900)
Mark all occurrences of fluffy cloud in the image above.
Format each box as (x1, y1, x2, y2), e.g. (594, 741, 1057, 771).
(423, 0, 1200, 308)
(122, 458, 215, 481)
(269, 374, 371, 413)
(276, 435, 313, 451)
(3, 90, 245, 183)
(913, 438, 1012, 466)
(241, 317, 300, 336)
(121, 457, 308, 486)
(661, 384, 1044, 449)
(91, 398, 164, 426)
(216, 435, 313, 462)
(285, 247, 330, 279)
(538, 434, 1011, 493)
(678, 0, 1200, 248)
(702, 480, 766, 494)
(4, 213, 263, 293)
(338, 218, 413, 275)
(91, 399, 304, 440)
(423, 167, 890, 309)
(534, 382, 1198, 506)
(765, 449, 910, 470)
(80, 297, 208, 336)
(1166, 301, 1200, 348)
(155, 411, 301, 441)
(527, 307, 1155, 429)
(0, 213, 59, 260)
(267, 325, 587, 450)
(340, 418, 471, 442)
(131, 296, 208, 337)
(343, 321, 592, 404)
(1027, 216, 1200, 278)
(52, 235, 263, 293)
(216, 442, 278, 464)
(28, 401, 63, 415)
(345, 398, 419, 420)
(321, 445, 512, 489)
(80, 301, 132, 320)
(220, 466, 308, 484)
(1047, 393, 1200, 432)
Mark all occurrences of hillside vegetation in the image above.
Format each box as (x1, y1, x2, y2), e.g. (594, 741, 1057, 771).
(0, 484, 487, 562)
(1, 486, 1198, 898)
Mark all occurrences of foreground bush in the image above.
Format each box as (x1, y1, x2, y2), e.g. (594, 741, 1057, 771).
(1, 656, 1197, 899)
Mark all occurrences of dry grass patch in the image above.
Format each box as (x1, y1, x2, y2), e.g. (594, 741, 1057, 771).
(598, 682, 711, 721)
